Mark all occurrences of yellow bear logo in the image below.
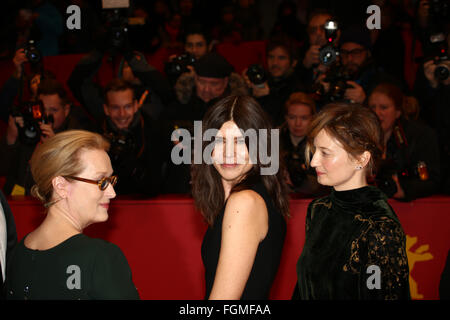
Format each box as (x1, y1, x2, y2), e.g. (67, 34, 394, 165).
(406, 235, 433, 299)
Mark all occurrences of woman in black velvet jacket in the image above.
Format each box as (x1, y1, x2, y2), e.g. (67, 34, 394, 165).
(293, 103, 410, 300)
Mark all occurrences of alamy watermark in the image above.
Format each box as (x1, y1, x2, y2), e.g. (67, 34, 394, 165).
(366, 264, 381, 290)
(66, 4, 381, 32)
(66, 265, 81, 290)
(170, 121, 280, 176)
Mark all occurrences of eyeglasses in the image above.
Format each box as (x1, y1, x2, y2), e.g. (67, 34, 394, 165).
(340, 48, 366, 58)
(64, 175, 118, 191)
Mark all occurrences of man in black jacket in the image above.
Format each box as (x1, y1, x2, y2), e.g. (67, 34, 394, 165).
(97, 79, 167, 196)
(243, 37, 304, 126)
(0, 78, 90, 195)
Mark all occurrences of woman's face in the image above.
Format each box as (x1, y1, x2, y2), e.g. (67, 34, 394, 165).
(212, 120, 253, 187)
(368, 92, 401, 134)
(310, 129, 365, 191)
(65, 149, 116, 229)
(285, 103, 313, 138)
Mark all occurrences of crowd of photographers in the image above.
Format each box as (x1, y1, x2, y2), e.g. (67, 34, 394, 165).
(0, 0, 449, 201)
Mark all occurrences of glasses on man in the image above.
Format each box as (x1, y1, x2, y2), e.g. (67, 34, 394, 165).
(64, 175, 118, 191)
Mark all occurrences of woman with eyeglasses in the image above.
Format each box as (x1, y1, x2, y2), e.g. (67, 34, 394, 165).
(5, 130, 139, 300)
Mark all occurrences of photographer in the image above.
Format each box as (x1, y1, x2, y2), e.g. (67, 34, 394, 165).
(167, 52, 247, 121)
(414, 33, 450, 194)
(166, 24, 213, 85)
(280, 92, 329, 196)
(242, 37, 304, 126)
(68, 48, 172, 123)
(0, 78, 90, 195)
(295, 9, 337, 92)
(100, 79, 167, 196)
(0, 47, 52, 124)
(317, 25, 401, 106)
(368, 82, 440, 201)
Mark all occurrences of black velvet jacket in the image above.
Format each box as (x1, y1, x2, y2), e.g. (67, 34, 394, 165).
(294, 186, 410, 300)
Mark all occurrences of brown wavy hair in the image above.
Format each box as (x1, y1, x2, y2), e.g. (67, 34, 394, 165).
(305, 103, 384, 175)
(191, 95, 290, 226)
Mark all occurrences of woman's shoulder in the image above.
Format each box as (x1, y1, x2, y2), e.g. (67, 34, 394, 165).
(308, 194, 332, 210)
(227, 189, 266, 212)
(78, 235, 125, 257)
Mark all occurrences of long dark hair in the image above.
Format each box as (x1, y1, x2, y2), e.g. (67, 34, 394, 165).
(191, 95, 290, 226)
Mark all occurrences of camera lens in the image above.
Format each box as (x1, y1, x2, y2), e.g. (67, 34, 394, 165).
(319, 46, 337, 66)
(246, 64, 266, 85)
(435, 65, 450, 81)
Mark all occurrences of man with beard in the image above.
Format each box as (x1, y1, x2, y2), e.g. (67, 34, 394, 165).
(320, 25, 402, 105)
(243, 37, 304, 126)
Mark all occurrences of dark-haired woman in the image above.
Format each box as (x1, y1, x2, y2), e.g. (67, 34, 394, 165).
(192, 95, 289, 300)
(293, 103, 410, 300)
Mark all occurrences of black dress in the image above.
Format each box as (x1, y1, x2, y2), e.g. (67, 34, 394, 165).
(201, 182, 287, 300)
(294, 186, 410, 300)
(6, 234, 139, 300)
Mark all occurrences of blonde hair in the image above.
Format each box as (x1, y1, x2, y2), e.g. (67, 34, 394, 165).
(284, 92, 316, 115)
(30, 130, 110, 205)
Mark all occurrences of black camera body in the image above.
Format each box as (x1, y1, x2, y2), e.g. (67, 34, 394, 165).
(105, 130, 137, 162)
(319, 20, 340, 66)
(164, 53, 196, 78)
(14, 100, 54, 145)
(429, 33, 449, 82)
(317, 64, 352, 102)
(246, 64, 267, 87)
(23, 40, 41, 64)
(102, 8, 130, 53)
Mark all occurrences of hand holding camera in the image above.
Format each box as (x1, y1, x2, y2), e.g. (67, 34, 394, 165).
(303, 45, 321, 69)
(344, 81, 366, 104)
(424, 59, 450, 88)
(12, 49, 28, 78)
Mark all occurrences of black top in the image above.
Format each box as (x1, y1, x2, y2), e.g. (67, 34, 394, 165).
(201, 182, 287, 300)
(6, 233, 139, 300)
(295, 186, 410, 300)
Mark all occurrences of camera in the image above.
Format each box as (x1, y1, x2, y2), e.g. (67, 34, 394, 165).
(14, 100, 54, 145)
(104, 130, 137, 162)
(319, 20, 340, 66)
(246, 64, 267, 88)
(428, 33, 449, 81)
(315, 64, 352, 102)
(23, 40, 41, 64)
(164, 53, 196, 78)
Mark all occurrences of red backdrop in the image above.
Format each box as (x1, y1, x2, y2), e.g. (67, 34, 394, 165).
(7, 194, 450, 300)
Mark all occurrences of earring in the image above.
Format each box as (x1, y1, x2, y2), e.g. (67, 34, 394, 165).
(356, 165, 363, 170)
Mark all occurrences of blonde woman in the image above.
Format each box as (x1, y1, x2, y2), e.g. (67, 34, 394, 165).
(6, 130, 139, 300)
